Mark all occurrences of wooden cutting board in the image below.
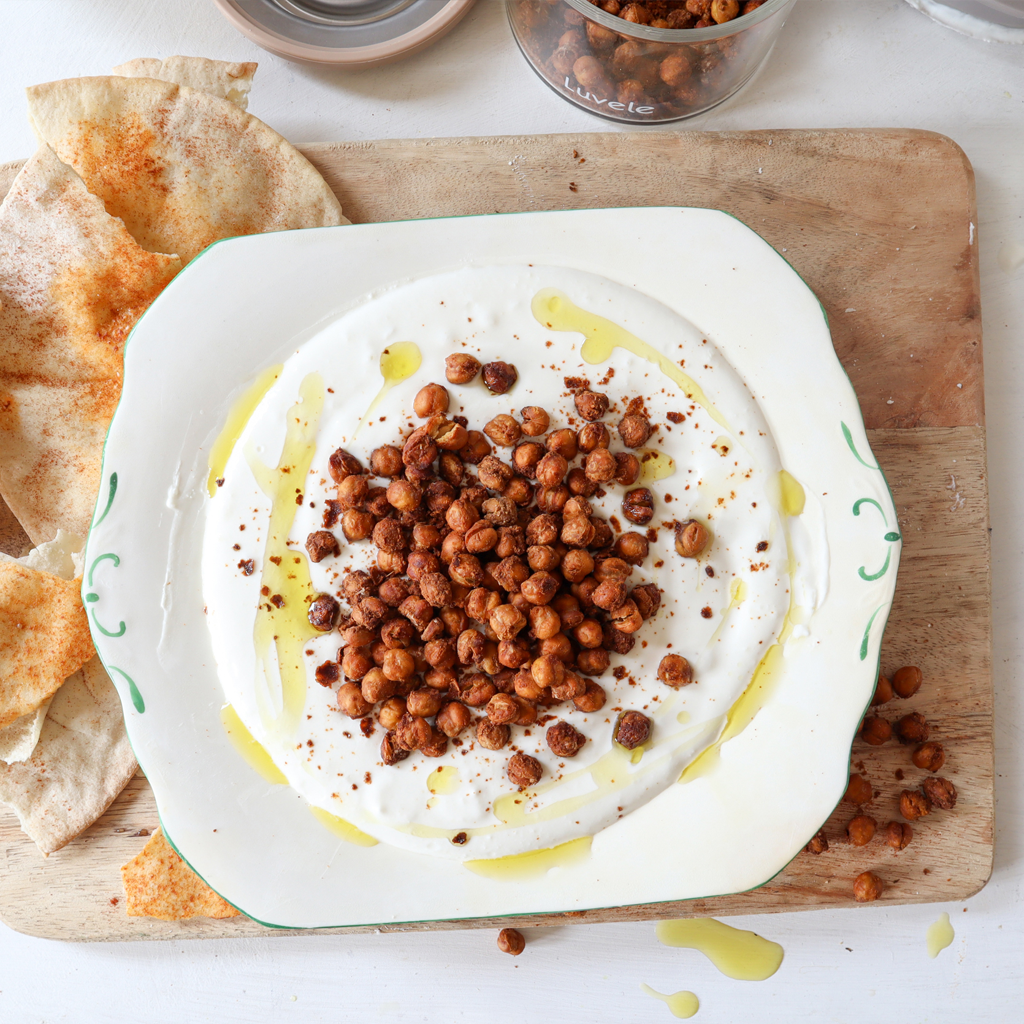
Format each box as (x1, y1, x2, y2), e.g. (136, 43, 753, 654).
(0, 128, 992, 941)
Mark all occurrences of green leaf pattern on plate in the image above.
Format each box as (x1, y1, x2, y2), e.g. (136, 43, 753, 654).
(844, 424, 900, 660)
(86, 472, 144, 712)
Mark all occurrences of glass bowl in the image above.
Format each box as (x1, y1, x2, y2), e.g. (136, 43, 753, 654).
(507, 0, 796, 123)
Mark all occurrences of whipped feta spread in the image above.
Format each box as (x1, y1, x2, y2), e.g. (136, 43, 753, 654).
(201, 264, 804, 861)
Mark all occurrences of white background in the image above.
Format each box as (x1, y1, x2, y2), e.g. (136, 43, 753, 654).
(1, 1, 1022, 1021)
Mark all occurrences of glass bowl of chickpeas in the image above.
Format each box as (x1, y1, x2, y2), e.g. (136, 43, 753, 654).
(508, 0, 796, 123)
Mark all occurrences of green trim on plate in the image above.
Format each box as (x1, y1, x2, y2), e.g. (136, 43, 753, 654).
(109, 666, 145, 714)
(842, 420, 879, 470)
(92, 472, 118, 528)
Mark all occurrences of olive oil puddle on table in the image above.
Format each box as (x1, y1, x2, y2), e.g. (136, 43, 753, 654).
(640, 985, 700, 1019)
(656, 918, 784, 981)
(926, 912, 955, 958)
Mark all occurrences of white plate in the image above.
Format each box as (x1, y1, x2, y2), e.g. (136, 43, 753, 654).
(84, 208, 900, 928)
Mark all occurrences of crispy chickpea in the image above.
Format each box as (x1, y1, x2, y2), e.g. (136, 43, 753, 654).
(658, 654, 693, 688)
(402, 429, 437, 471)
(529, 604, 562, 640)
(361, 667, 398, 704)
(805, 830, 829, 855)
(466, 587, 501, 622)
(675, 519, 709, 557)
(424, 638, 457, 670)
(487, 692, 521, 725)
(380, 730, 409, 766)
(484, 414, 522, 447)
(399, 595, 433, 632)
(507, 752, 543, 790)
(886, 821, 913, 851)
(892, 665, 923, 699)
(562, 516, 596, 548)
(382, 648, 416, 682)
(465, 520, 499, 555)
(477, 718, 510, 751)
(576, 648, 610, 676)
(622, 488, 655, 525)
(406, 687, 444, 718)
(538, 632, 575, 664)
(574, 679, 607, 713)
(577, 421, 610, 453)
(461, 674, 497, 707)
(341, 508, 375, 542)
(584, 447, 617, 483)
(871, 673, 895, 706)
(482, 361, 518, 394)
(610, 600, 643, 634)
(513, 441, 545, 478)
(504, 475, 534, 505)
(436, 700, 472, 738)
(621, 2, 651, 23)
(446, 498, 480, 533)
(547, 721, 586, 758)
(631, 583, 661, 620)
(520, 406, 550, 436)
(613, 710, 650, 750)
(337, 681, 372, 719)
(561, 548, 595, 583)
(414, 383, 449, 418)
(912, 742, 946, 773)
(567, 467, 598, 497)
(514, 668, 546, 702)
(614, 452, 641, 486)
(859, 716, 892, 745)
(660, 51, 691, 89)
(376, 550, 406, 575)
(378, 696, 407, 731)
(387, 478, 421, 513)
(574, 618, 604, 649)
(461, 430, 492, 464)
(895, 711, 929, 745)
(853, 871, 884, 903)
(532, 653, 565, 689)
(380, 618, 415, 649)
(328, 448, 363, 483)
(370, 445, 404, 477)
(521, 571, 561, 605)
(308, 594, 339, 632)
(438, 451, 464, 487)
(615, 532, 649, 565)
(844, 773, 873, 805)
(711, 0, 740, 22)
(618, 413, 652, 449)
(536, 452, 569, 488)
(497, 928, 526, 956)
(527, 544, 561, 572)
(846, 814, 877, 847)
(593, 580, 628, 612)
(394, 712, 432, 751)
(574, 389, 609, 421)
(490, 603, 527, 641)
(341, 647, 373, 681)
(445, 352, 481, 384)
(337, 473, 369, 510)
(535, 485, 570, 513)
(899, 789, 932, 821)
(526, 514, 560, 546)
(922, 776, 957, 810)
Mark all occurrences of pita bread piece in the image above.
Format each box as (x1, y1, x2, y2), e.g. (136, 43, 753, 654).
(0, 557, 93, 729)
(122, 828, 241, 920)
(113, 56, 257, 110)
(0, 656, 136, 854)
(27, 76, 347, 264)
(0, 145, 182, 544)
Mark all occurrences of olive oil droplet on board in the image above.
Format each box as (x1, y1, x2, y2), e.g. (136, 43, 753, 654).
(354, 341, 422, 438)
(655, 918, 784, 981)
(309, 806, 378, 847)
(463, 836, 592, 880)
(640, 984, 700, 1019)
(219, 704, 287, 785)
(926, 912, 955, 958)
(207, 363, 283, 496)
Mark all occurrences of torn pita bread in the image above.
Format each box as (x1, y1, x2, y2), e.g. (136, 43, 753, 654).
(0, 145, 182, 544)
(112, 56, 257, 110)
(122, 828, 241, 920)
(0, 656, 136, 854)
(0, 530, 84, 763)
(0, 558, 94, 729)
(28, 76, 347, 264)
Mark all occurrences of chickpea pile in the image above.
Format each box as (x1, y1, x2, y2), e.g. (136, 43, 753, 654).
(514, 0, 770, 122)
(306, 367, 702, 793)
(802, 664, 961, 904)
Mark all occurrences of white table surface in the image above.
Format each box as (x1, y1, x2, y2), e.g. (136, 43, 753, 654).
(1, 1, 1022, 1021)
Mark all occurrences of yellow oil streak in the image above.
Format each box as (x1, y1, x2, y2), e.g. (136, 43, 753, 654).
(926, 913, 955, 958)
(309, 805, 378, 847)
(219, 704, 287, 785)
(206, 363, 282, 496)
(427, 765, 460, 795)
(531, 288, 731, 432)
(354, 341, 422, 438)
(639, 447, 677, 482)
(640, 985, 699, 1019)
(463, 836, 592, 880)
(777, 469, 806, 516)
(656, 918, 784, 981)
(246, 371, 324, 731)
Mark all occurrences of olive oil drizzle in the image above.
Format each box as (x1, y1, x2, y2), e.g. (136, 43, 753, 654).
(353, 341, 422, 439)
(219, 704, 288, 785)
(464, 836, 592, 880)
(309, 805, 378, 847)
(656, 918, 784, 980)
(530, 288, 731, 433)
(206, 363, 283, 497)
(926, 912, 955, 958)
(246, 371, 324, 732)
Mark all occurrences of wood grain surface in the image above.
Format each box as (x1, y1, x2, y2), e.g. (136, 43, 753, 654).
(0, 129, 992, 941)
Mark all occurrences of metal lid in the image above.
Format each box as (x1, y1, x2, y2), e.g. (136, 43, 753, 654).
(213, 0, 476, 67)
